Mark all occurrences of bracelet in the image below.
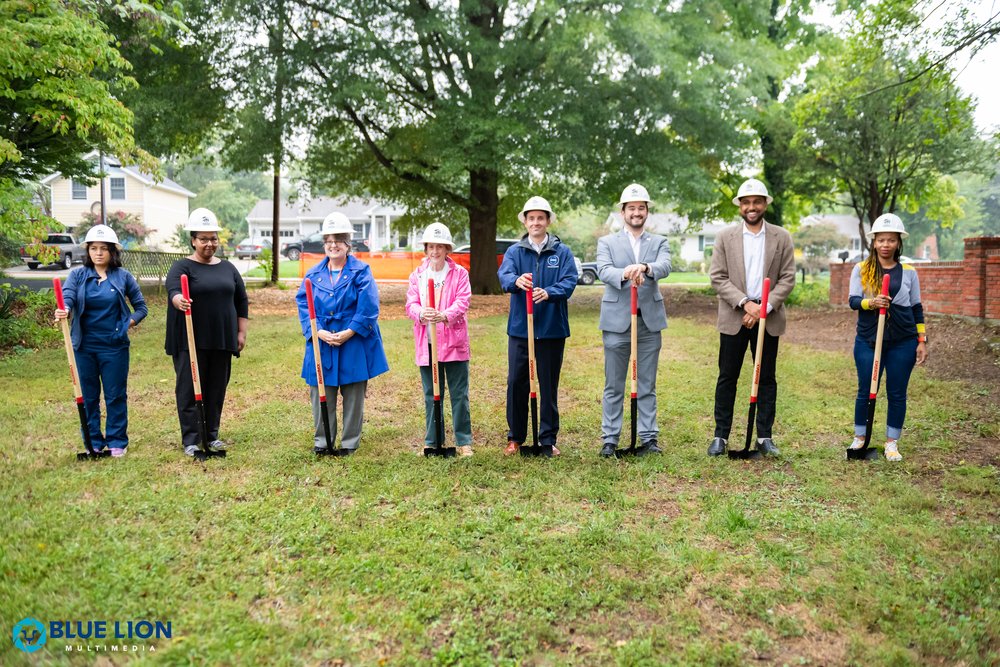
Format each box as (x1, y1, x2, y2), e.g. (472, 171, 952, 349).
(918, 335, 926, 343)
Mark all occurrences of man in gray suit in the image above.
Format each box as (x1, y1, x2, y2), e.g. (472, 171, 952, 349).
(597, 183, 672, 458)
(708, 178, 796, 457)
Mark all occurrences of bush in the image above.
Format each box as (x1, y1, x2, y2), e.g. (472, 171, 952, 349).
(784, 282, 828, 308)
(0, 285, 59, 353)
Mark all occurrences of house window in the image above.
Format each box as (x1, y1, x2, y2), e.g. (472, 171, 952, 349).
(71, 180, 87, 200)
(279, 230, 294, 238)
(109, 177, 126, 200)
(260, 229, 271, 237)
(352, 223, 363, 239)
(851, 237, 861, 251)
(923, 245, 931, 259)
(698, 235, 714, 251)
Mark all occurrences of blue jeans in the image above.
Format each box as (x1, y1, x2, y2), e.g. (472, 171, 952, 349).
(853, 336, 918, 440)
(75, 342, 130, 450)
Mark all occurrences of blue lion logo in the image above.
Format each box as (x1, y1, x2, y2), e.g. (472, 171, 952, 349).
(13, 617, 46, 653)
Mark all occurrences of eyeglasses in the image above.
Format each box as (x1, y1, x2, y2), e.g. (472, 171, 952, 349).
(323, 240, 347, 247)
(194, 237, 220, 244)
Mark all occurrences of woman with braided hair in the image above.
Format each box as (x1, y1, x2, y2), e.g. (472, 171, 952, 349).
(847, 213, 928, 461)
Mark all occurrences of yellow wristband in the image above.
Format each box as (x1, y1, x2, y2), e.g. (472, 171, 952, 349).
(861, 298, 871, 310)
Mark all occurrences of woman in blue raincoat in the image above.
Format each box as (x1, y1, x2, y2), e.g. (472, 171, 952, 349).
(295, 212, 389, 454)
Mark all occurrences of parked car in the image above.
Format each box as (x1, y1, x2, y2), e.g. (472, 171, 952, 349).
(235, 238, 272, 259)
(578, 261, 599, 285)
(20, 233, 85, 270)
(450, 239, 519, 271)
(281, 233, 370, 260)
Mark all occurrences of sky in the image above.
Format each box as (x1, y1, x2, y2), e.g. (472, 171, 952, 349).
(954, 38, 1000, 134)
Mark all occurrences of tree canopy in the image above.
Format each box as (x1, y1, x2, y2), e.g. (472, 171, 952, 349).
(285, 0, 752, 292)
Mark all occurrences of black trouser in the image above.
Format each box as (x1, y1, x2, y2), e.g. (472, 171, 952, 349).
(173, 349, 232, 448)
(506, 336, 565, 446)
(713, 327, 779, 440)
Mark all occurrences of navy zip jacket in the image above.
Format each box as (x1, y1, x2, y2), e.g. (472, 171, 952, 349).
(498, 233, 577, 339)
(62, 265, 147, 350)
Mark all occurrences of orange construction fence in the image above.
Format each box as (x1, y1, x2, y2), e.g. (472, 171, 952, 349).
(298, 250, 501, 280)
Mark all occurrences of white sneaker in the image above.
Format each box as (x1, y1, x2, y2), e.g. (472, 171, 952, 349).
(848, 436, 865, 450)
(884, 439, 902, 461)
(208, 440, 227, 452)
(457, 445, 473, 457)
(183, 445, 198, 457)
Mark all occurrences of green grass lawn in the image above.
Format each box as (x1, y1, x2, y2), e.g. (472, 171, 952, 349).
(1, 292, 997, 665)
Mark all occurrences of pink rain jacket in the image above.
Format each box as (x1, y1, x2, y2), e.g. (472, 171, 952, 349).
(405, 256, 472, 365)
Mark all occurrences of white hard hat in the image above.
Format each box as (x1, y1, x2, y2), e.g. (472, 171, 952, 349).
(518, 196, 556, 223)
(83, 224, 121, 249)
(732, 179, 773, 205)
(619, 183, 653, 206)
(185, 208, 221, 232)
(866, 213, 908, 240)
(321, 212, 353, 236)
(421, 222, 454, 247)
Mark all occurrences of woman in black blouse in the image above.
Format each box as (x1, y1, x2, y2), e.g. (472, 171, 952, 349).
(165, 208, 249, 456)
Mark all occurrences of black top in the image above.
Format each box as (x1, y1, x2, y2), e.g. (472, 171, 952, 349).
(164, 259, 249, 356)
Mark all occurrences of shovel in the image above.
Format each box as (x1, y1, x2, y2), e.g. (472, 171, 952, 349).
(729, 277, 770, 460)
(53, 278, 110, 461)
(423, 277, 455, 457)
(848, 274, 891, 461)
(616, 284, 641, 458)
(304, 278, 351, 457)
(180, 274, 225, 461)
(520, 275, 552, 457)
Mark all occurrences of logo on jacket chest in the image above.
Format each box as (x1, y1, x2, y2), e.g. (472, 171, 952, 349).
(546, 256, 559, 268)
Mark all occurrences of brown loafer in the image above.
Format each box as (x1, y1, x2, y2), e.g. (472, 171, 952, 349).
(503, 440, 519, 456)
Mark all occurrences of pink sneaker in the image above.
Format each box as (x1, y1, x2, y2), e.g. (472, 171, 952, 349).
(110, 448, 127, 458)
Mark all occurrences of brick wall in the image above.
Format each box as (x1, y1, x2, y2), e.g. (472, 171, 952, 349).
(829, 237, 1000, 320)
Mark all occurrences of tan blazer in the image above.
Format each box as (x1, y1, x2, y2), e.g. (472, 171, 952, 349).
(709, 221, 796, 336)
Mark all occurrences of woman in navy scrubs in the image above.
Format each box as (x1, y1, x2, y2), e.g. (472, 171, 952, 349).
(54, 224, 147, 457)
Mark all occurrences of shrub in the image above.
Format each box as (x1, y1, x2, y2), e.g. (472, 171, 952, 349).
(785, 282, 828, 308)
(0, 285, 59, 353)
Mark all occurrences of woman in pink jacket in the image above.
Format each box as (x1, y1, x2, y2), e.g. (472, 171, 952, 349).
(405, 223, 473, 456)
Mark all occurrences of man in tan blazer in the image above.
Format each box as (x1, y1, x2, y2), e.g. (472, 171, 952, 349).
(708, 179, 796, 457)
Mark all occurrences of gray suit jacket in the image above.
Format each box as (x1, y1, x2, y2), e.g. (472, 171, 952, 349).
(597, 230, 672, 333)
(709, 221, 796, 336)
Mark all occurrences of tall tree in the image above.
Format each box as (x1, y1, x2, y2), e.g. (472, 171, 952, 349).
(217, 0, 308, 283)
(291, 0, 750, 293)
(791, 3, 995, 243)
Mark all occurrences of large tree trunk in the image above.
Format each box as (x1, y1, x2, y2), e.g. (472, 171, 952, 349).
(467, 168, 501, 294)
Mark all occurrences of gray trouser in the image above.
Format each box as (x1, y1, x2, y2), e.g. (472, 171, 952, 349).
(310, 381, 367, 450)
(601, 320, 662, 444)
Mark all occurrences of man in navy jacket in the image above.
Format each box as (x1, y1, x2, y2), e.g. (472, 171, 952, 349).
(498, 196, 578, 456)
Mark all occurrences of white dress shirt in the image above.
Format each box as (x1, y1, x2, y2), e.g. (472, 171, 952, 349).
(742, 223, 772, 312)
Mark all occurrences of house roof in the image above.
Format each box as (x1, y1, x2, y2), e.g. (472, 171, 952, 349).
(39, 151, 195, 198)
(246, 196, 405, 223)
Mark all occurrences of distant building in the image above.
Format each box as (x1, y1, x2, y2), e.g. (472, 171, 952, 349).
(40, 152, 195, 249)
(799, 213, 938, 262)
(245, 197, 409, 250)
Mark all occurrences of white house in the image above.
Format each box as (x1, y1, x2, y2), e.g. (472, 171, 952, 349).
(41, 152, 195, 249)
(604, 211, 729, 265)
(798, 214, 867, 261)
(245, 197, 409, 249)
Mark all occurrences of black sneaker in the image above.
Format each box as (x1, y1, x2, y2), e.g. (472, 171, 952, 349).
(600, 442, 617, 458)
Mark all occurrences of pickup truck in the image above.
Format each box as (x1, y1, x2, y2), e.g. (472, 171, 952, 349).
(20, 233, 86, 270)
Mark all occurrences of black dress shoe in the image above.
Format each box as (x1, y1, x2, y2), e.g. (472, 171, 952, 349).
(637, 440, 662, 456)
(757, 438, 780, 456)
(600, 442, 617, 458)
(707, 437, 727, 456)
